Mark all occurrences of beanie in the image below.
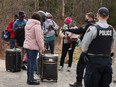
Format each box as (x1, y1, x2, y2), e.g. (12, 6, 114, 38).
(64, 17, 72, 24)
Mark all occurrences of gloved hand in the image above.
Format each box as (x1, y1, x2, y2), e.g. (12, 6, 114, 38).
(62, 29, 69, 32)
(110, 52, 114, 57)
(48, 25, 54, 30)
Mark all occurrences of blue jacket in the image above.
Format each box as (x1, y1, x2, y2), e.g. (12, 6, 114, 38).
(13, 19, 27, 31)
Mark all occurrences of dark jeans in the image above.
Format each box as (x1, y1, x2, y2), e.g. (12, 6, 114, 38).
(76, 52, 86, 82)
(60, 42, 76, 67)
(45, 40, 54, 54)
(84, 56, 112, 87)
(26, 49, 38, 81)
(10, 38, 15, 49)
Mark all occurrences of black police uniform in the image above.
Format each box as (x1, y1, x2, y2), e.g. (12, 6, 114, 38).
(84, 25, 113, 87)
(67, 20, 95, 85)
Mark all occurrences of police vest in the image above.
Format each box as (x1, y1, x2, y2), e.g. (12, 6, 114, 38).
(87, 25, 113, 55)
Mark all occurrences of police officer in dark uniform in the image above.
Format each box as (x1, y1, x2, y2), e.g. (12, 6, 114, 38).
(81, 7, 116, 87)
(67, 12, 95, 87)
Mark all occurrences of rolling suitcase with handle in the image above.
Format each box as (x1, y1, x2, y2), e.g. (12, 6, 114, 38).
(40, 54, 58, 82)
(5, 48, 21, 72)
(36, 50, 51, 75)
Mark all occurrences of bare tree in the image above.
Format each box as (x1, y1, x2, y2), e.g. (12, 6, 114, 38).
(62, 0, 65, 18)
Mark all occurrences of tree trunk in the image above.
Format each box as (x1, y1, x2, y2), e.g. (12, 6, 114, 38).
(62, 0, 65, 18)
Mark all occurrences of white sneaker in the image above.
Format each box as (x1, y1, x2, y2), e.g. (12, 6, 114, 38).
(67, 67, 71, 72)
(59, 66, 63, 71)
(68, 48, 72, 50)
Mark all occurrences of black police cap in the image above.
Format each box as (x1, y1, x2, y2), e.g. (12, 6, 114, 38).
(98, 7, 109, 17)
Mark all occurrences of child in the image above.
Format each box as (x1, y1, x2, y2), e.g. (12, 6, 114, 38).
(68, 21, 79, 50)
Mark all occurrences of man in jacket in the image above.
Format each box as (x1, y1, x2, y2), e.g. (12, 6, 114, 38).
(68, 12, 95, 87)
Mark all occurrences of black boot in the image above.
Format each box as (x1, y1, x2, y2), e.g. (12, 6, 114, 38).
(27, 79, 40, 85)
(69, 81, 82, 87)
(21, 64, 27, 70)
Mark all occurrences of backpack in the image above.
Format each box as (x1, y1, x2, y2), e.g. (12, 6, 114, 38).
(2, 28, 10, 41)
(14, 25, 25, 47)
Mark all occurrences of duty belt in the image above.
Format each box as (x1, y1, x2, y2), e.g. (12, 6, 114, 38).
(87, 53, 110, 57)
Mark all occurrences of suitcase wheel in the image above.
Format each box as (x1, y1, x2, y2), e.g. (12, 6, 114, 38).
(6, 69, 8, 71)
(47, 79, 51, 80)
(53, 79, 57, 82)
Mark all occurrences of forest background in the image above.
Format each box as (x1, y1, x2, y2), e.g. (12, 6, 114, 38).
(0, 0, 116, 59)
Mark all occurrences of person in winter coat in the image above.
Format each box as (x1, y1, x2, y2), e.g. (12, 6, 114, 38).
(23, 12, 45, 85)
(59, 17, 79, 72)
(13, 11, 27, 31)
(6, 14, 18, 49)
(69, 12, 95, 87)
(43, 12, 59, 54)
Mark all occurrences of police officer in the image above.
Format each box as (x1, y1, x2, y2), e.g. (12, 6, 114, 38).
(68, 12, 95, 87)
(81, 7, 116, 87)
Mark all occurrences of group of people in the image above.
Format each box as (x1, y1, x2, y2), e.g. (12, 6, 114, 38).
(7, 11, 27, 49)
(6, 6, 116, 87)
(6, 11, 27, 69)
(68, 7, 116, 87)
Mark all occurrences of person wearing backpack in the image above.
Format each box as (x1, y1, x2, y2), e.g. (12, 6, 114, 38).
(13, 11, 27, 70)
(13, 11, 27, 46)
(6, 14, 18, 49)
(13, 11, 27, 31)
(43, 12, 59, 54)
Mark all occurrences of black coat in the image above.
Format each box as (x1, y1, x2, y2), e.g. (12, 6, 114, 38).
(66, 20, 95, 40)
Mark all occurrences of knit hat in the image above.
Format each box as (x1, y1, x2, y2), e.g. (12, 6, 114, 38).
(45, 12, 53, 18)
(64, 17, 72, 24)
(18, 11, 25, 17)
(69, 20, 76, 27)
(37, 10, 46, 25)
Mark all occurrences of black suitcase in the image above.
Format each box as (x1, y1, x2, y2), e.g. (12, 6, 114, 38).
(39, 54, 58, 82)
(36, 50, 51, 75)
(5, 49, 21, 72)
(36, 52, 41, 75)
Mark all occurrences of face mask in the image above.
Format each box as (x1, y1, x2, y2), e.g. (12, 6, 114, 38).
(46, 19, 52, 22)
(85, 19, 89, 23)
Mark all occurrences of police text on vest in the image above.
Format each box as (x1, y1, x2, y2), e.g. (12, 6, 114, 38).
(99, 30, 112, 36)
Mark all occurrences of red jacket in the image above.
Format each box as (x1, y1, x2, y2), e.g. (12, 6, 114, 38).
(6, 20, 15, 39)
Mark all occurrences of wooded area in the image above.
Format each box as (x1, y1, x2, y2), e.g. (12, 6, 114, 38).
(0, 0, 116, 57)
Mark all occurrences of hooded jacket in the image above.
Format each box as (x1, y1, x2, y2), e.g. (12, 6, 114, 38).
(7, 20, 15, 39)
(23, 19, 44, 51)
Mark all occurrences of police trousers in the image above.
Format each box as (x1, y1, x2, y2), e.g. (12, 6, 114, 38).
(76, 52, 86, 82)
(84, 56, 112, 87)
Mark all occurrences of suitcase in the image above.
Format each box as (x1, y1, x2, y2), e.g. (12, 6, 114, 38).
(39, 54, 58, 82)
(36, 52, 41, 75)
(5, 48, 21, 72)
(36, 50, 51, 75)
